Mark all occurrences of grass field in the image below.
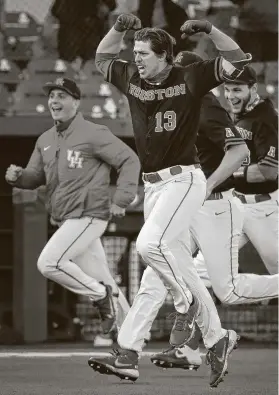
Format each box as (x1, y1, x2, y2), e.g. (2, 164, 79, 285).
(0, 343, 277, 395)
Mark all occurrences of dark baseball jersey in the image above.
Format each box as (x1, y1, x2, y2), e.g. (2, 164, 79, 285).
(197, 92, 245, 193)
(233, 99, 278, 194)
(97, 55, 225, 173)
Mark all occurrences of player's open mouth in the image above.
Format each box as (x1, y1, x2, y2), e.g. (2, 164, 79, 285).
(230, 99, 241, 106)
(137, 65, 145, 73)
(51, 106, 63, 114)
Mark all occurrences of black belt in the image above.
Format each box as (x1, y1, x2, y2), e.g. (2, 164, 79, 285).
(142, 164, 200, 184)
(233, 190, 271, 204)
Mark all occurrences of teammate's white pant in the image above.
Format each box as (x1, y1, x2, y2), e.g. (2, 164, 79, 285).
(37, 217, 110, 301)
(238, 189, 279, 275)
(136, 167, 206, 315)
(192, 191, 278, 303)
(118, 263, 226, 352)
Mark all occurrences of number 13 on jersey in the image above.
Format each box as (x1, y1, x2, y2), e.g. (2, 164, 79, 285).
(155, 110, 177, 132)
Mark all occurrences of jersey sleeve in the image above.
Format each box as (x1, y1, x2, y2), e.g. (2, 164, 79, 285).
(95, 53, 137, 95)
(184, 57, 251, 98)
(184, 58, 222, 97)
(254, 122, 278, 168)
(200, 94, 245, 150)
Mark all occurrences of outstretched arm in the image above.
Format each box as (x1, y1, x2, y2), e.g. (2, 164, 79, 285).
(180, 20, 251, 78)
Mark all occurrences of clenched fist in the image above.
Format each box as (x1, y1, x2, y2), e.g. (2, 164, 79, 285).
(180, 20, 212, 39)
(110, 203, 126, 218)
(5, 164, 23, 184)
(114, 13, 142, 33)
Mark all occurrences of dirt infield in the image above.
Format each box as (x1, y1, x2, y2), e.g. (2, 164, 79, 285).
(0, 344, 277, 395)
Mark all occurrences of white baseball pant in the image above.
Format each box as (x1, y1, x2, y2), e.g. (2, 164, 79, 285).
(135, 166, 206, 314)
(193, 190, 279, 297)
(118, 166, 226, 352)
(238, 189, 279, 275)
(191, 190, 278, 303)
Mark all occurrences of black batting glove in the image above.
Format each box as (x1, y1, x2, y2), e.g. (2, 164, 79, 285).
(180, 20, 212, 39)
(114, 13, 142, 33)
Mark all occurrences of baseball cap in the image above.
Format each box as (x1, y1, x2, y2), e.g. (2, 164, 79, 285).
(226, 65, 257, 85)
(174, 51, 204, 67)
(43, 77, 81, 99)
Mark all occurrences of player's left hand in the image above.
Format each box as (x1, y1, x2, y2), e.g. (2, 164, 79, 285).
(110, 203, 126, 218)
(180, 20, 212, 39)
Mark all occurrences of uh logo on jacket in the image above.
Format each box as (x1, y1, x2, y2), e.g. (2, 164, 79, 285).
(67, 149, 84, 169)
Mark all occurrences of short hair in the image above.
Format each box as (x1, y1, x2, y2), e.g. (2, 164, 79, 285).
(134, 27, 175, 64)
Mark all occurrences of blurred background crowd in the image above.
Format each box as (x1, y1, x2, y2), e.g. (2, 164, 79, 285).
(0, 0, 277, 117)
(0, 0, 277, 346)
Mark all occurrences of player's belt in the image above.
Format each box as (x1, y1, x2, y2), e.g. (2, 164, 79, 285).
(233, 191, 271, 204)
(207, 192, 224, 200)
(142, 164, 200, 183)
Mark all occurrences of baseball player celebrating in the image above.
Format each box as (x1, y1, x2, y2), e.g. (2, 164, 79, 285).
(227, 67, 278, 274)
(149, 58, 278, 376)
(5, 77, 140, 334)
(194, 66, 278, 284)
(88, 14, 252, 387)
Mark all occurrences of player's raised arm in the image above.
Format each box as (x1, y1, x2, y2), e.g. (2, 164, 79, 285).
(5, 141, 46, 190)
(181, 19, 249, 61)
(95, 14, 141, 85)
(180, 20, 251, 86)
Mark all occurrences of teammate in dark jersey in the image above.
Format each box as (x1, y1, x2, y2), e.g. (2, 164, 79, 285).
(88, 14, 251, 386)
(150, 53, 278, 380)
(224, 66, 278, 274)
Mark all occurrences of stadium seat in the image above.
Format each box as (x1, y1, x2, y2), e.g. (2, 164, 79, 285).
(10, 94, 48, 116)
(80, 96, 119, 118)
(27, 58, 76, 83)
(13, 79, 44, 99)
(78, 79, 122, 102)
(3, 12, 42, 39)
(3, 38, 34, 70)
(77, 76, 106, 97)
(0, 59, 21, 91)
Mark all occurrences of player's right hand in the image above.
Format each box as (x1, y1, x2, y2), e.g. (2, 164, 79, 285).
(114, 13, 142, 33)
(5, 164, 23, 183)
